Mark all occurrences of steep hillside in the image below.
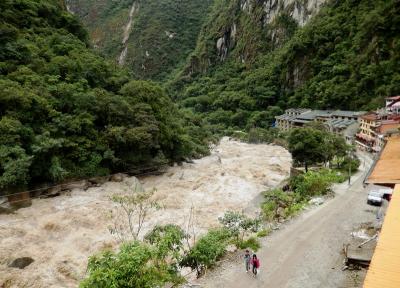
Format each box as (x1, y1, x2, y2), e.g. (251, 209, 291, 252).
(183, 0, 325, 74)
(171, 0, 400, 133)
(0, 0, 207, 194)
(66, 0, 213, 80)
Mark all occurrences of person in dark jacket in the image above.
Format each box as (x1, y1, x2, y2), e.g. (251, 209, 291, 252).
(244, 250, 251, 272)
(251, 254, 260, 276)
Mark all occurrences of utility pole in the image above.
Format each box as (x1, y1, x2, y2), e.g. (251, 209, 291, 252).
(348, 152, 352, 186)
(348, 160, 351, 185)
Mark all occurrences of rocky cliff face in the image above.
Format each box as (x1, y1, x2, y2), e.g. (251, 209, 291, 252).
(185, 0, 326, 75)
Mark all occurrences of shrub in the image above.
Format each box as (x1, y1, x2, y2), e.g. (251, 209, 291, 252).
(80, 241, 183, 288)
(256, 229, 271, 238)
(340, 156, 361, 174)
(236, 236, 261, 252)
(262, 189, 300, 221)
(290, 169, 345, 199)
(180, 228, 231, 271)
(218, 211, 260, 240)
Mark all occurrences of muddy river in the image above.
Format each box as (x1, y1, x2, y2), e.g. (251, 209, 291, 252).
(0, 137, 291, 287)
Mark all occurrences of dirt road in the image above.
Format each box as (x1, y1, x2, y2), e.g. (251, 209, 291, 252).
(197, 153, 379, 288)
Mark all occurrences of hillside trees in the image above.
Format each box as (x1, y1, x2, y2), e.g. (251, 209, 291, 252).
(0, 0, 206, 194)
(68, 0, 214, 80)
(287, 128, 350, 171)
(171, 0, 400, 133)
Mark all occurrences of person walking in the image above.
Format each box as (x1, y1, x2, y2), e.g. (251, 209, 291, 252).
(244, 250, 251, 273)
(251, 254, 260, 277)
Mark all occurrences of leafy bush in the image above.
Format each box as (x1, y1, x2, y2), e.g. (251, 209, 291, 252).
(290, 169, 346, 199)
(262, 168, 346, 222)
(262, 189, 304, 221)
(218, 211, 260, 240)
(236, 236, 261, 252)
(180, 228, 231, 270)
(339, 156, 361, 174)
(80, 241, 183, 288)
(256, 229, 271, 238)
(144, 224, 186, 261)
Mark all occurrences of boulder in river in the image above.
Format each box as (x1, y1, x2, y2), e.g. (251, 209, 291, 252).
(9, 257, 34, 269)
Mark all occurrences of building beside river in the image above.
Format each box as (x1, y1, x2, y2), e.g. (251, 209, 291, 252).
(274, 109, 363, 143)
(276, 96, 400, 151)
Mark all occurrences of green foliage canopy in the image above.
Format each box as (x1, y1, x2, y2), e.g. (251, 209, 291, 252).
(0, 0, 206, 193)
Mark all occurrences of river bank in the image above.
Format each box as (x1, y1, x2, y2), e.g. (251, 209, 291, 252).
(0, 137, 291, 287)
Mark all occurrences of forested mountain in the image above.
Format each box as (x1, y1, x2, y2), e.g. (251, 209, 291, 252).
(0, 0, 207, 194)
(67, 0, 400, 135)
(170, 0, 400, 133)
(66, 0, 213, 80)
(2, 0, 400, 192)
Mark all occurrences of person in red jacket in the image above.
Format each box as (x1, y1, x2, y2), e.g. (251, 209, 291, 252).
(251, 254, 260, 276)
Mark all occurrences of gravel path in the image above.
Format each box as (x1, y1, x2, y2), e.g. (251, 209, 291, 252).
(196, 153, 379, 288)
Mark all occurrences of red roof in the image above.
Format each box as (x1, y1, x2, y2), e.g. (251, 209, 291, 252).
(376, 123, 400, 134)
(361, 112, 380, 121)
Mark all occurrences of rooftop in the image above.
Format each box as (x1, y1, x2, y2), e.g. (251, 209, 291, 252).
(297, 110, 333, 120)
(327, 118, 357, 128)
(376, 123, 400, 135)
(364, 184, 400, 288)
(331, 110, 366, 117)
(361, 113, 380, 121)
(275, 114, 297, 121)
(285, 108, 311, 114)
(367, 135, 400, 184)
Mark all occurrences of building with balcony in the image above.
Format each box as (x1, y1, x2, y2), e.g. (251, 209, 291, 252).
(385, 96, 400, 114)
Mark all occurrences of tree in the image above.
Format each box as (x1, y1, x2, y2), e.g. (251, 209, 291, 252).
(180, 228, 231, 277)
(287, 128, 326, 171)
(218, 211, 260, 241)
(109, 180, 159, 242)
(144, 224, 186, 262)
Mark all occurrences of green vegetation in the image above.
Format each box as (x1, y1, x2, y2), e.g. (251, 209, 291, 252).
(290, 169, 346, 198)
(66, 0, 133, 58)
(262, 188, 306, 222)
(231, 127, 286, 145)
(287, 127, 350, 171)
(180, 228, 232, 273)
(81, 237, 184, 287)
(236, 236, 261, 252)
(262, 168, 352, 221)
(171, 0, 400, 133)
(256, 228, 271, 238)
(218, 211, 260, 238)
(262, 127, 359, 221)
(126, 0, 214, 80)
(0, 0, 208, 194)
(69, 0, 214, 80)
(218, 211, 261, 252)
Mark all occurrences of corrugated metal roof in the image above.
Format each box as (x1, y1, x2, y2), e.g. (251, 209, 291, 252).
(367, 136, 400, 184)
(296, 110, 330, 120)
(364, 184, 400, 288)
(332, 110, 366, 117)
(327, 118, 357, 128)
